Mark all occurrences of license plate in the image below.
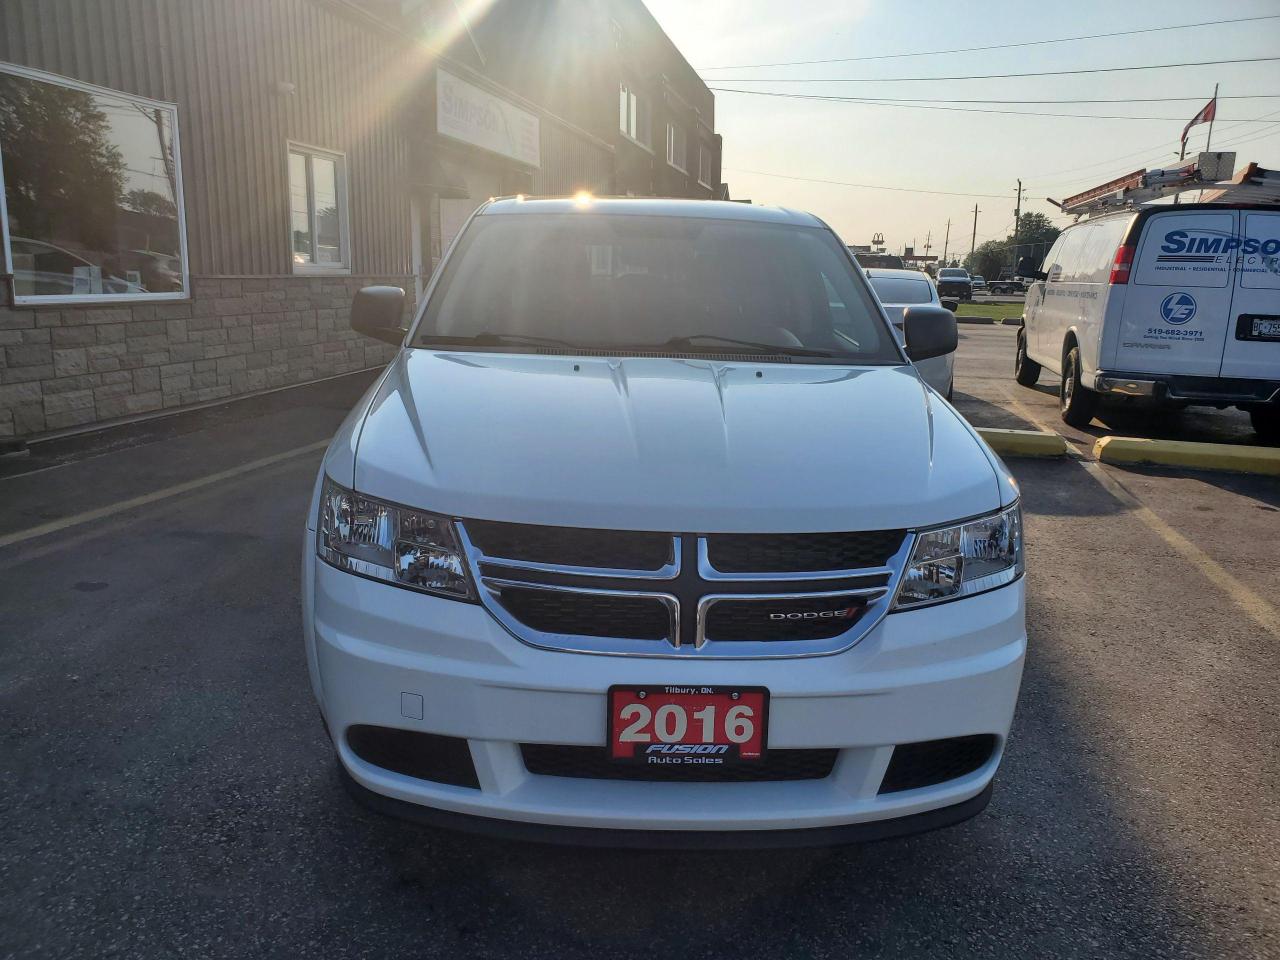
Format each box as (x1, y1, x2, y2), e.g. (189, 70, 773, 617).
(1251, 317, 1280, 340)
(607, 685, 769, 764)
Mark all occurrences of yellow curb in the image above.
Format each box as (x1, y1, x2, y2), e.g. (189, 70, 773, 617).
(977, 428, 1070, 458)
(1093, 436, 1280, 476)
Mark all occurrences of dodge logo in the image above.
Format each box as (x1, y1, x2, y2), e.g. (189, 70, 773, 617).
(769, 607, 860, 621)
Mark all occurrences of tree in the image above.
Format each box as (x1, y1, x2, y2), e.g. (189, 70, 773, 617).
(122, 188, 178, 221)
(0, 74, 125, 252)
(963, 213, 1060, 278)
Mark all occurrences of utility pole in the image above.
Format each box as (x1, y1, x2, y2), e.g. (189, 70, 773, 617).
(1011, 179, 1024, 274)
(970, 204, 979, 258)
(923, 230, 932, 258)
(942, 219, 951, 265)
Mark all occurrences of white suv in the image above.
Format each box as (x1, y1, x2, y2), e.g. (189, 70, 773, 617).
(304, 198, 1026, 846)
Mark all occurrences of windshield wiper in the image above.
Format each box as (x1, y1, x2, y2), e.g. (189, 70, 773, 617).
(663, 334, 834, 358)
(418, 331, 579, 349)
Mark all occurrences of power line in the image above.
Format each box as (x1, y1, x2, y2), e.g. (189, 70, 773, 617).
(707, 87, 1280, 122)
(717, 93, 1280, 106)
(697, 14, 1280, 70)
(722, 167, 1017, 199)
(709, 56, 1280, 85)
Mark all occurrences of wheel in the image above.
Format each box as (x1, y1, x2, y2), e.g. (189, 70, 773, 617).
(1059, 345, 1098, 428)
(1014, 330, 1041, 387)
(1250, 406, 1280, 444)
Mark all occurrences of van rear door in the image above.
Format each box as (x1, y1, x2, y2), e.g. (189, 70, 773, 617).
(1219, 209, 1280, 381)
(1116, 209, 1238, 376)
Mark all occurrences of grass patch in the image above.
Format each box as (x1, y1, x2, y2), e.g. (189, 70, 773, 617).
(955, 301, 1023, 323)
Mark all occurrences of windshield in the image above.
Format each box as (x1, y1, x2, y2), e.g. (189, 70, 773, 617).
(869, 276, 934, 305)
(939, 268, 967, 278)
(414, 214, 901, 364)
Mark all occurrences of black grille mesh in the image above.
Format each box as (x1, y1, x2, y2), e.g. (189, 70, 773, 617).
(346, 725, 479, 789)
(499, 587, 670, 640)
(704, 595, 869, 641)
(521, 745, 838, 782)
(878, 735, 996, 794)
(467, 519, 672, 571)
(706, 530, 905, 573)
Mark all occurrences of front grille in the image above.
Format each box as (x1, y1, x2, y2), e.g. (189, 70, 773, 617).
(466, 519, 672, 571)
(346, 725, 479, 789)
(705, 530, 905, 574)
(521, 744, 838, 782)
(703, 595, 869, 641)
(498, 586, 670, 640)
(878, 735, 996, 794)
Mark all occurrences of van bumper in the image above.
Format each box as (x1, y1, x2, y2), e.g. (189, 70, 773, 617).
(1095, 371, 1280, 406)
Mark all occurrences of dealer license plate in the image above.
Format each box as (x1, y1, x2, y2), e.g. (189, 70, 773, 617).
(607, 685, 769, 765)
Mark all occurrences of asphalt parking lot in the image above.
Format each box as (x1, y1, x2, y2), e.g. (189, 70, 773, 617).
(2, 337, 1278, 959)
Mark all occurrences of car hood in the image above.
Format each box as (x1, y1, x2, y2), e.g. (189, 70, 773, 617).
(352, 350, 1002, 532)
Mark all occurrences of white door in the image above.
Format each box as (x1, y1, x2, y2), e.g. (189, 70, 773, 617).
(1031, 227, 1087, 370)
(1219, 210, 1280, 381)
(1114, 209, 1238, 376)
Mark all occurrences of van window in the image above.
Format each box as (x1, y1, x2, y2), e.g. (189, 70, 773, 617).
(1074, 217, 1131, 283)
(1045, 228, 1086, 282)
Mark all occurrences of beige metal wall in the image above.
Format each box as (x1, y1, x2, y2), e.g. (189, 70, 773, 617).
(0, 0, 413, 277)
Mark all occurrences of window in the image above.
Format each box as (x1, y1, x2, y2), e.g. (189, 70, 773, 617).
(697, 143, 713, 188)
(666, 123, 687, 172)
(415, 214, 898, 365)
(868, 276, 934, 305)
(618, 82, 649, 147)
(288, 144, 349, 271)
(0, 63, 188, 303)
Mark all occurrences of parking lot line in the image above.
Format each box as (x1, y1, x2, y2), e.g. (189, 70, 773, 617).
(991, 385, 1279, 638)
(1082, 458, 1280, 639)
(0, 439, 330, 551)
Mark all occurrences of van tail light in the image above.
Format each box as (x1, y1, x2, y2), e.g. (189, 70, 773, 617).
(1109, 244, 1135, 285)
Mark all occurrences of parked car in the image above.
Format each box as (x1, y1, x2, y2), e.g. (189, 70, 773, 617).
(936, 267, 973, 301)
(308, 197, 1026, 846)
(1016, 202, 1280, 438)
(852, 251, 907, 270)
(971, 275, 987, 292)
(988, 273, 1027, 295)
(865, 267, 957, 398)
(8, 237, 144, 297)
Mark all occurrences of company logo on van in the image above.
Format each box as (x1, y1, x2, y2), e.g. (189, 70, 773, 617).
(1159, 230, 1280, 262)
(1160, 292, 1197, 325)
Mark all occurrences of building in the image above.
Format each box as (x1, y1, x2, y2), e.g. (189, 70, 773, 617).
(0, 0, 722, 442)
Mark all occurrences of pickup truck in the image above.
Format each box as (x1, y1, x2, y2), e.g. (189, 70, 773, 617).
(935, 267, 973, 301)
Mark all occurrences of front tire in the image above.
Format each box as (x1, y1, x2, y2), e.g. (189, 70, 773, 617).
(1014, 330, 1041, 387)
(1250, 406, 1280, 444)
(1060, 345, 1098, 428)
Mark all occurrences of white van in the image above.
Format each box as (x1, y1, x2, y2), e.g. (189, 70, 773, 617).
(1015, 203, 1280, 439)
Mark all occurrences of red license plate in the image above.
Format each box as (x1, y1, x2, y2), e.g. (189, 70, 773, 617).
(607, 685, 769, 764)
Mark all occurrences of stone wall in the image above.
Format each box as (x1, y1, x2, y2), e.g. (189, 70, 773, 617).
(0, 276, 407, 439)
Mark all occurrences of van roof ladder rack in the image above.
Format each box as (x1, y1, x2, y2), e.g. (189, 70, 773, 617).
(1051, 152, 1278, 219)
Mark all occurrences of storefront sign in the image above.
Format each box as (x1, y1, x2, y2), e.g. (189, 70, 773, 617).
(436, 68, 540, 169)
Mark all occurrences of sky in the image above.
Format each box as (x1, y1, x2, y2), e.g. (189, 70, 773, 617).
(642, 0, 1280, 258)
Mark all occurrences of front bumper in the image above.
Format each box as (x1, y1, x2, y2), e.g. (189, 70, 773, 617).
(304, 552, 1026, 838)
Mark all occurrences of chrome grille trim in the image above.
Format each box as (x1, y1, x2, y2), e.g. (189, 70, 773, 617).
(696, 538, 895, 582)
(457, 521, 914, 660)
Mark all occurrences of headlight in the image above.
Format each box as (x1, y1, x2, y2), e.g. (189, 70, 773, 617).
(891, 503, 1023, 610)
(317, 477, 474, 600)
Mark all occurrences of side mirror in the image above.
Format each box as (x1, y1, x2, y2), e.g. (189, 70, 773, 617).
(940, 298, 960, 313)
(1032, 270, 1048, 282)
(350, 285, 406, 345)
(903, 305, 958, 362)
